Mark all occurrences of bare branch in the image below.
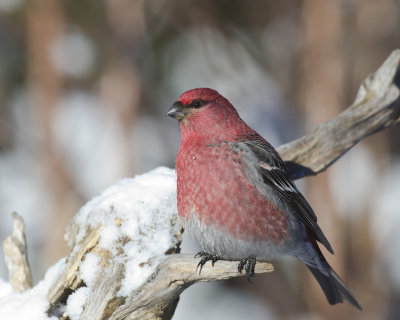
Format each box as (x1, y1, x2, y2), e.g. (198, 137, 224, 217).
(46, 220, 271, 320)
(109, 255, 273, 320)
(47, 226, 101, 309)
(2, 212, 33, 292)
(279, 49, 400, 179)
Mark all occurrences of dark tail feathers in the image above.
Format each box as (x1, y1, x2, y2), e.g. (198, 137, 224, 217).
(307, 266, 362, 310)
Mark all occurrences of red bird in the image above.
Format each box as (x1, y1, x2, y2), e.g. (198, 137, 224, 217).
(167, 88, 361, 310)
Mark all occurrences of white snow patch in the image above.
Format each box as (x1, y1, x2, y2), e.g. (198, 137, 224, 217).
(68, 166, 180, 297)
(79, 252, 101, 288)
(0, 167, 180, 319)
(66, 287, 90, 320)
(0, 278, 13, 298)
(0, 258, 66, 320)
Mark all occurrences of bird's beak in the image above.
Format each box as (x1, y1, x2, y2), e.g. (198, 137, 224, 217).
(167, 101, 186, 121)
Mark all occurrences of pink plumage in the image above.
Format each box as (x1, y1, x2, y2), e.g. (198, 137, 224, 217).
(168, 88, 361, 310)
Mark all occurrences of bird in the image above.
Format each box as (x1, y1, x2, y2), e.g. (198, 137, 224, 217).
(167, 88, 361, 310)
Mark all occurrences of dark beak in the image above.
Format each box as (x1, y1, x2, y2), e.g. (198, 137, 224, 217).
(167, 101, 186, 120)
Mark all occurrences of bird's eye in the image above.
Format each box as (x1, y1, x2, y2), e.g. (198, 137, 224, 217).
(191, 99, 204, 108)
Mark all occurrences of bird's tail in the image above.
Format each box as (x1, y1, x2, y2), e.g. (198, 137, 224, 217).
(307, 265, 362, 310)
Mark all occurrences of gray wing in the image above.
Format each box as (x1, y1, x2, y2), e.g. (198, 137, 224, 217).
(233, 139, 333, 254)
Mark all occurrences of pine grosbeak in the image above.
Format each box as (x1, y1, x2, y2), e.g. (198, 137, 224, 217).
(168, 88, 361, 310)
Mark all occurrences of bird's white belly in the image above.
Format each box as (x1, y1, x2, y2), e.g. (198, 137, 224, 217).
(183, 211, 304, 261)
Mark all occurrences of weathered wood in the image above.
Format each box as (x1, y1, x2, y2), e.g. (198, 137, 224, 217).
(81, 261, 126, 320)
(47, 226, 101, 316)
(109, 255, 274, 320)
(279, 49, 400, 179)
(2, 212, 33, 292)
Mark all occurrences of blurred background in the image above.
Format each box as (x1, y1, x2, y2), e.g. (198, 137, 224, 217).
(1, 0, 400, 319)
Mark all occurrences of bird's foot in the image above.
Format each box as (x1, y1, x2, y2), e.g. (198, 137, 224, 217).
(195, 251, 220, 274)
(238, 256, 256, 282)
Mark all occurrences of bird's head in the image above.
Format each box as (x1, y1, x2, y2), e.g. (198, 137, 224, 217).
(167, 88, 246, 140)
(167, 88, 230, 121)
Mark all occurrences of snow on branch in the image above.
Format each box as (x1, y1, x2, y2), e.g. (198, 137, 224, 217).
(1, 49, 400, 320)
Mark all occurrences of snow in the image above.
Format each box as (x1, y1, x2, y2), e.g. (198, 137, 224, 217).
(68, 166, 180, 297)
(0, 278, 13, 298)
(66, 287, 90, 320)
(0, 258, 66, 320)
(79, 252, 100, 288)
(0, 167, 180, 319)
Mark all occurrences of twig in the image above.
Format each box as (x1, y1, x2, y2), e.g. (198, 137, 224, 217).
(279, 49, 400, 179)
(2, 212, 34, 292)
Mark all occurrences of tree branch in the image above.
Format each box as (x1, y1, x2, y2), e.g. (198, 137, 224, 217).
(279, 49, 400, 179)
(2, 212, 33, 293)
(109, 255, 273, 320)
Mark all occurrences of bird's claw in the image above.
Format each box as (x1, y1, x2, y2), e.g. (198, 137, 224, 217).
(238, 256, 256, 282)
(195, 251, 220, 274)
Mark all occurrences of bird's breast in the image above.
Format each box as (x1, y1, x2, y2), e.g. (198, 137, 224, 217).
(176, 141, 289, 244)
